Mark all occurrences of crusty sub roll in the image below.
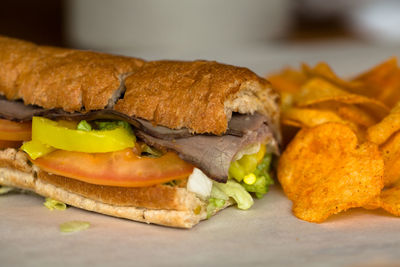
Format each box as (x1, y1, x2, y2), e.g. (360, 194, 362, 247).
(0, 36, 279, 228)
(0, 36, 144, 111)
(116, 60, 280, 135)
(0, 148, 232, 228)
(0, 36, 279, 136)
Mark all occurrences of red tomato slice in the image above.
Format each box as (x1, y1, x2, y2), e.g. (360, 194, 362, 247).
(32, 148, 194, 187)
(0, 119, 31, 141)
(0, 140, 23, 149)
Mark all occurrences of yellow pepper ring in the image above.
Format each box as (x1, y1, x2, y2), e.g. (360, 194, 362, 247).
(31, 117, 136, 153)
(243, 173, 257, 185)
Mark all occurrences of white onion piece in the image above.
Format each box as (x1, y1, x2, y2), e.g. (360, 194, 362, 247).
(187, 168, 213, 199)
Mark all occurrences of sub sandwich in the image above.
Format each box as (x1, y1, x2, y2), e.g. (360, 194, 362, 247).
(0, 36, 280, 228)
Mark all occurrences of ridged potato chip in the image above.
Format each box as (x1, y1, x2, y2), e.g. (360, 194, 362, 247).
(278, 123, 384, 222)
(268, 68, 306, 110)
(295, 78, 390, 118)
(282, 107, 365, 135)
(380, 186, 400, 216)
(367, 101, 400, 145)
(352, 58, 400, 108)
(302, 62, 362, 90)
(268, 68, 306, 94)
(282, 107, 349, 128)
(310, 102, 379, 128)
(380, 131, 400, 186)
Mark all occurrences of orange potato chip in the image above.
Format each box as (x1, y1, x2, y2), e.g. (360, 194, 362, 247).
(310, 101, 379, 128)
(278, 123, 384, 222)
(281, 107, 366, 141)
(380, 131, 400, 186)
(268, 68, 306, 94)
(281, 107, 360, 129)
(294, 78, 390, 118)
(281, 124, 300, 149)
(376, 69, 400, 109)
(302, 62, 363, 90)
(352, 57, 398, 98)
(380, 186, 400, 216)
(367, 101, 400, 145)
(362, 197, 382, 210)
(268, 68, 307, 110)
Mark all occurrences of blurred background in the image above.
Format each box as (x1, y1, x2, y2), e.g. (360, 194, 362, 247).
(1, 0, 400, 76)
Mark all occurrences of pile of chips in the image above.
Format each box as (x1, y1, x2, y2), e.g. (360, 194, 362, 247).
(268, 58, 400, 222)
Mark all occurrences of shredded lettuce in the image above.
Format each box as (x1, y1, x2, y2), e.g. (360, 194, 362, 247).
(140, 143, 163, 158)
(60, 221, 90, 233)
(242, 154, 274, 199)
(210, 184, 229, 200)
(206, 198, 226, 219)
(242, 175, 274, 199)
(254, 153, 272, 177)
(0, 186, 14, 195)
(95, 120, 131, 131)
(213, 180, 254, 210)
(43, 198, 67, 211)
(77, 120, 92, 131)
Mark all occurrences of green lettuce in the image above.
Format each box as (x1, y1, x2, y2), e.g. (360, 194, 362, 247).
(76, 120, 92, 131)
(44, 198, 67, 211)
(60, 221, 90, 233)
(0, 186, 14, 195)
(95, 120, 131, 131)
(213, 180, 254, 210)
(206, 198, 226, 219)
(242, 153, 274, 199)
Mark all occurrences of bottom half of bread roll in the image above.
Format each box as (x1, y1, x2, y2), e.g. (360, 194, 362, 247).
(0, 148, 232, 228)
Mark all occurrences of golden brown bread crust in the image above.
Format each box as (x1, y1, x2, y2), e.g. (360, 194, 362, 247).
(0, 36, 279, 135)
(37, 171, 202, 212)
(0, 148, 219, 228)
(0, 148, 32, 173)
(0, 148, 202, 212)
(115, 60, 277, 134)
(0, 165, 206, 228)
(0, 35, 144, 112)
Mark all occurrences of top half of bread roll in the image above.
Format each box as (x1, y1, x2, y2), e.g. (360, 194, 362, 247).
(0, 36, 279, 135)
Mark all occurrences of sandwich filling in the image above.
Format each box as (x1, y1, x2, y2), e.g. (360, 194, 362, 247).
(0, 98, 278, 213)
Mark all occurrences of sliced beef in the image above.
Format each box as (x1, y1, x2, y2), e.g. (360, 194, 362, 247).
(0, 96, 275, 139)
(0, 96, 279, 182)
(136, 123, 278, 182)
(0, 96, 43, 121)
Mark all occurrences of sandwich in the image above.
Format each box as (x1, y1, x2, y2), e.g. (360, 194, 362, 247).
(0, 36, 280, 228)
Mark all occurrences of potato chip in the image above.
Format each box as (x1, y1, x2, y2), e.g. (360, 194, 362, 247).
(379, 186, 400, 216)
(281, 124, 300, 149)
(376, 70, 400, 109)
(295, 78, 390, 118)
(362, 196, 382, 210)
(309, 101, 379, 128)
(302, 62, 363, 90)
(352, 57, 398, 98)
(282, 107, 357, 128)
(268, 68, 307, 110)
(379, 131, 400, 186)
(367, 101, 400, 145)
(268, 68, 306, 94)
(281, 107, 367, 141)
(278, 123, 384, 222)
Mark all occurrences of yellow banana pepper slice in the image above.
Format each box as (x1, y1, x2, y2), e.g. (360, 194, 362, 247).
(29, 117, 135, 154)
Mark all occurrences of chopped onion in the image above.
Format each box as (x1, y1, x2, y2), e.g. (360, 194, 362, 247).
(187, 168, 213, 199)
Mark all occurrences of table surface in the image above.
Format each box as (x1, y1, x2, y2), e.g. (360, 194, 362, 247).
(2, 40, 400, 267)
